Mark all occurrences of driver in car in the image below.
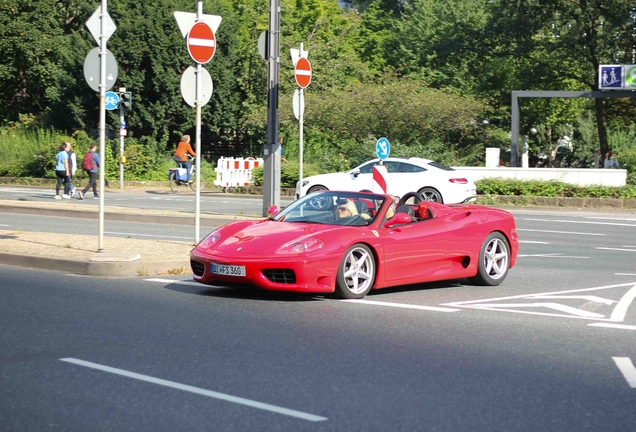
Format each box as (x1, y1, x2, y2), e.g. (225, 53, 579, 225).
(336, 199, 359, 219)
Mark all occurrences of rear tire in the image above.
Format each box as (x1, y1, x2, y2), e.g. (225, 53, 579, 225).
(169, 171, 183, 194)
(469, 232, 510, 286)
(417, 187, 443, 203)
(335, 244, 376, 299)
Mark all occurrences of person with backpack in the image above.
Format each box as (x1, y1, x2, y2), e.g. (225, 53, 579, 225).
(173, 134, 196, 183)
(78, 144, 100, 200)
(54, 143, 71, 199)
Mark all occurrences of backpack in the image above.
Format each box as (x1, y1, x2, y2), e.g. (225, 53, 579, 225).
(82, 152, 96, 171)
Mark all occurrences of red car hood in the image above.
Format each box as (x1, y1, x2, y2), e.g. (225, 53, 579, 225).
(197, 220, 343, 256)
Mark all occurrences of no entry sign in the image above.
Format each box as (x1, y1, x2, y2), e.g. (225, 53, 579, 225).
(295, 57, 312, 89)
(187, 21, 216, 64)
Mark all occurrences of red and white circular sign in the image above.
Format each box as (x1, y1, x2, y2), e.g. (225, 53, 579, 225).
(294, 57, 312, 89)
(187, 22, 216, 64)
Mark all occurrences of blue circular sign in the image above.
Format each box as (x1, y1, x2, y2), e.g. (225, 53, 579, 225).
(376, 137, 390, 160)
(105, 91, 120, 111)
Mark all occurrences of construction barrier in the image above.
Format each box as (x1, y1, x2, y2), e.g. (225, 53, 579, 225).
(214, 157, 264, 188)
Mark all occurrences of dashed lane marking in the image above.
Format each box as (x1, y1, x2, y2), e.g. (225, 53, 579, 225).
(517, 253, 589, 258)
(523, 217, 636, 227)
(60, 358, 327, 421)
(597, 247, 636, 253)
(517, 228, 603, 236)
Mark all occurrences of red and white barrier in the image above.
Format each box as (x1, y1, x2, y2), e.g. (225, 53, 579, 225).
(214, 157, 264, 188)
(372, 164, 388, 193)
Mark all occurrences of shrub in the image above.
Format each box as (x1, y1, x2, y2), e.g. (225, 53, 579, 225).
(476, 178, 636, 199)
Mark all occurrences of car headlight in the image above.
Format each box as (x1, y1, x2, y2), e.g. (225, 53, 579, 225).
(302, 180, 309, 187)
(276, 238, 325, 254)
(197, 231, 221, 249)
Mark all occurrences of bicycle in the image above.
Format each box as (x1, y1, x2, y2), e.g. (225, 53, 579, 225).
(168, 158, 207, 194)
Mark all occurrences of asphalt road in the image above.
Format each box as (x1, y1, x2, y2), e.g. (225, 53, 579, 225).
(0, 186, 294, 216)
(1, 205, 636, 430)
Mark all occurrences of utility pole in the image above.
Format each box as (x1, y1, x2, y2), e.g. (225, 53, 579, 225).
(262, 0, 281, 215)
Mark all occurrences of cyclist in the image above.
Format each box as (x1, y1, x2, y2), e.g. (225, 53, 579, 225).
(173, 134, 196, 183)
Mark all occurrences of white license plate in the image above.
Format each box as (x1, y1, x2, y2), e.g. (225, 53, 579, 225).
(211, 263, 246, 277)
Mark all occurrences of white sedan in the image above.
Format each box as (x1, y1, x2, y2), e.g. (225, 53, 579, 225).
(296, 157, 477, 203)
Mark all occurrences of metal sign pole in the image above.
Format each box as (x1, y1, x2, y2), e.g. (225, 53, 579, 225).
(194, 0, 202, 243)
(298, 42, 304, 190)
(98, 0, 107, 250)
(119, 89, 124, 189)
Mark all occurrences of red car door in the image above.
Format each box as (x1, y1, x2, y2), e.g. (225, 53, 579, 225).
(379, 217, 449, 283)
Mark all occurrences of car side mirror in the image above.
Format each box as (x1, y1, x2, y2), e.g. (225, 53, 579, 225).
(352, 168, 360, 178)
(383, 213, 412, 228)
(268, 205, 279, 217)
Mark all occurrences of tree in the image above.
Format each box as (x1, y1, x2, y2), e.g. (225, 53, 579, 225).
(486, 0, 636, 157)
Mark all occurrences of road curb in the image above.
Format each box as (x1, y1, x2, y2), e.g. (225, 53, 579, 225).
(0, 252, 191, 277)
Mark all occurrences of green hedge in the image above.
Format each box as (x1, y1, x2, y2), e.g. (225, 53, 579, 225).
(476, 178, 636, 199)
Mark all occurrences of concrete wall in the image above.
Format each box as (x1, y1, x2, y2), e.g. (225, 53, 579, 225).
(452, 167, 628, 187)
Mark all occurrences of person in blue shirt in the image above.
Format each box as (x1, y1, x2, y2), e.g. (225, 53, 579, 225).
(54, 143, 71, 199)
(78, 144, 100, 200)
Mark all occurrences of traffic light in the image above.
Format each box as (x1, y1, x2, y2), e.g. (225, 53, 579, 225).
(120, 91, 132, 111)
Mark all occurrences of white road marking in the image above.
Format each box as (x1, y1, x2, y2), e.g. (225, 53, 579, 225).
(517, 228, 603, 236)
(523, 218, 636, 227)
(609, 285, 636, 322)
(616, 273, 636, 276)
(444, 282, 636, 321)
(612, 357, 636, 388)
(519, 240, 550, 244)
(105, 231, 191, 240)
(589, 323, 636, 331)
(60, 358, 327, 421)
(597, 247, 636, 253)
(467, 303, 605, 318)
(517, 253, 589, 259)
(585, 216, 636, 222)
(145, 278, 203, 287)
(529, 295, 615, 305)
(341, 299, 460, 312)
(0, 224, 10, 227)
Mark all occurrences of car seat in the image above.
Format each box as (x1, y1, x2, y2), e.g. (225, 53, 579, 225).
(355, 200, 370, 215)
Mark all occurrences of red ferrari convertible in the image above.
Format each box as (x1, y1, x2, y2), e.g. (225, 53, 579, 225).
(190, 190, 519, 299)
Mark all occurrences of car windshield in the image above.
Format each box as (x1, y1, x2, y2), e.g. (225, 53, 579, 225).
(273, 191, 386, 226)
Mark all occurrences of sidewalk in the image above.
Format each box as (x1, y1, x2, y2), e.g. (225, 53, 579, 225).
(0, 191, 259, 277)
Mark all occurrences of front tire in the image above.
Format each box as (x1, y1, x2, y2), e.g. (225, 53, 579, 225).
(189, 171, 208, 191)
(335, 244, 376, 299)
(469, 232, 510, 286)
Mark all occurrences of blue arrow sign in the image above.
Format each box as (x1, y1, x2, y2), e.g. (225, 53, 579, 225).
(105, 91, 120, 110)
(376, 137, 390, 160)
